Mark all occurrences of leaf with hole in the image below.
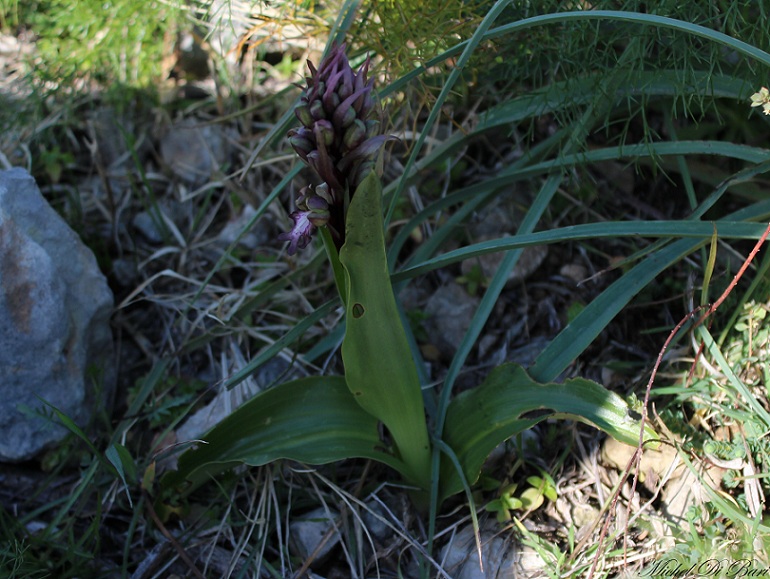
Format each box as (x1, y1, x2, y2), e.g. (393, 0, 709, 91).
(340, 172, 432, 490)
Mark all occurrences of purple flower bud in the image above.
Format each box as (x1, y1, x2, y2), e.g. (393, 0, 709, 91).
(307, 150, 344, 193)
(315, 182, 333, 204)
(323, 70, 344, 112)
(309, 99, 325, 120)
(313, 120, 335, 147)
(338, 70, 354, 101)
(333, 86, 371, 129)
(365, 119, 379, 138)
(343, 119, 366, 150)
(288, 130, 314, 160)
(305, 196, 330, 227)
(334, 104, 357, 130)
(295, 104, 313, 127)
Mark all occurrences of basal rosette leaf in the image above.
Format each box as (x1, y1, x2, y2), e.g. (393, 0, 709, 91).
(439, 363, 658, 501)
(162, 376, 409, 492)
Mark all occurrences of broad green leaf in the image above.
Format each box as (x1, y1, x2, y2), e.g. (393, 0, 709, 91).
(440, 364, 656, 500)
(162, 376, 408, 491)
(340, 173, 431, 489)
(519, 487, 545, 511)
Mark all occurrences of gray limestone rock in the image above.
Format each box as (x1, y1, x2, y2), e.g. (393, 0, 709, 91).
(159, 118, 229, 187)
(425, 281, 480, 355)
(440, 523, 543, 578)
(289, 507, 340, 564)
(0, 168, 115, 462)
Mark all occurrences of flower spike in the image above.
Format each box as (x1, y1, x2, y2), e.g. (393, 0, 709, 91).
(280, 43, 392, 254)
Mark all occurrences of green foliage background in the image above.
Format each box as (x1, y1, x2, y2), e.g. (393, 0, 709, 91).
(7, 0, 184, 88)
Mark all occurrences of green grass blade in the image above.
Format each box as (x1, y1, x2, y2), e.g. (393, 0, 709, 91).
(529, 237, 700, 382)
(393, 220, 770, 281)
(383, 0, 516, 230)
(224, 299, 339, 390)
(478, 71, 753, 133)
(185, 163, 302, 318)
(698, 326, 770, 425)
(378, 13, 770, 102)
(701, 225, 719, 307)
(528, 192, 770, 382)
(481, 11, 770, 68)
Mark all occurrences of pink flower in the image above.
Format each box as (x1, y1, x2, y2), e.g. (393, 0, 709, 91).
(277, 210, 315, 256)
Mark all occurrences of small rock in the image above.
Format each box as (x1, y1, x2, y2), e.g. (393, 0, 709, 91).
(111, 257, 139, 287)
(290, 507, 340, 564)
(89, 107, 142, 169)
(0, 168, 115, 462)
(131, 199, 189, 244)
(131, 211, 166, 244)
(424, 282, 479, 355)
(217, 204, 270, 250)
(569, 499, 601, 531)
(160, 118, 228, 187)
(360, 500, 392, 543)
(601, 438, 685, 492)
(439, 523, 543, 578)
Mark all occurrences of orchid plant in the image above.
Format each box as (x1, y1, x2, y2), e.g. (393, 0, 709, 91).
(163, 44, 655, 509)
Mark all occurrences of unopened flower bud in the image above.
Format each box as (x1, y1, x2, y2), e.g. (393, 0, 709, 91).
(295, 105, 313, 127)
(310, 99, 326, 120)
(305, 196, 330, 227)
(315, 182, 333, 204)
(288, 130, 314, 159)
(365, 119, 379, 138)
(313, 120, 335, 147)
(334, 104, 357, 130)
(343, 119, 366, 150)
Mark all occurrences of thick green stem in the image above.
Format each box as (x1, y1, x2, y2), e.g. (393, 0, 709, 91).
(320, 226, 347, 306)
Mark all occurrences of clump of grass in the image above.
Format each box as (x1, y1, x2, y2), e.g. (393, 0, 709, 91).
(15, 0, 185, 90)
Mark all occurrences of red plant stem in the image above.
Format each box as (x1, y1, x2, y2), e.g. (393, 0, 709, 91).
(589, 221, 770, 579)
(704, 221, 770, 318)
